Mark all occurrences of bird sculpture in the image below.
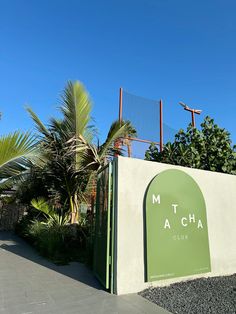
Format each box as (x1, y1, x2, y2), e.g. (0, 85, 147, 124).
(179, 102, 202, 127)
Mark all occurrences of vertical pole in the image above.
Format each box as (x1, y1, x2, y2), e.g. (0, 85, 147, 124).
(159, 99, 163, 152)
(119, 87, 123, 124)
(191, 111, 195, 128)
(127, 138, 132, 158)
(115, 88, 123, 157)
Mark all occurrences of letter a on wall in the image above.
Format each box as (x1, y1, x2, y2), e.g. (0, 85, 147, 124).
(145, 169, 211, 281)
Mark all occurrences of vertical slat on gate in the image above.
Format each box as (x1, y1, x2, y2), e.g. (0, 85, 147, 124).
(105, 162, 112, 289)
(93, 163, 112, 290)
(110, 159, 117, 294)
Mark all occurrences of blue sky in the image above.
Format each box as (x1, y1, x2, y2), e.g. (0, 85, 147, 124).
(1, 0, 236, 145)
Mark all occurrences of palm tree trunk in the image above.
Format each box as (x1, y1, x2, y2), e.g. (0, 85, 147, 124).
(74, 194, 80, 223)
(69, 196, 76, 224)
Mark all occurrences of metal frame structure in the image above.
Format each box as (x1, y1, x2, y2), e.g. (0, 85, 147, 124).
(118, 87, 163, 157)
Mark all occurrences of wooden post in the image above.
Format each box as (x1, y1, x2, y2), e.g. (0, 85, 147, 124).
(119, 87, 123, 124)
(159, 99, 163, 152)
(115, 88, 123, 157)
(191, 110, 195, 128)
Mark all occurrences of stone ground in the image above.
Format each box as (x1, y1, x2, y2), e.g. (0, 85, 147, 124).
(0, 232, 169, 314)
(140, 274, 236, 314)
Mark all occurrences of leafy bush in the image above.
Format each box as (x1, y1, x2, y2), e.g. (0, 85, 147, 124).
(15, 197, 94, 265)
(30, 198, 70, 226)
(145, 116, 236, 174)
(15, 211, 93, 265)
(15, 211, 38, 242)
(28, 221, 72, 264)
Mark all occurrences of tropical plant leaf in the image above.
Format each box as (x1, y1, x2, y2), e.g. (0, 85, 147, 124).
(0, 170, 30, 190)
(0, 131, 36, 180)
(31, 198, 70, 226)
(60, 81, 92, 138)
(26, 107, 50, 137)
(31, 198, 52, 216)
(99, 120, 136, 161)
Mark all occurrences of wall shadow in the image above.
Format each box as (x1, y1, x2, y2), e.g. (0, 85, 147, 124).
(143, 174, 161, 283)
(0, 231, 103, 291)
(143, 190, 148, 283)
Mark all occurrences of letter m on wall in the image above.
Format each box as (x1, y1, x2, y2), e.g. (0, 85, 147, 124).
(152, 194, 160, 204)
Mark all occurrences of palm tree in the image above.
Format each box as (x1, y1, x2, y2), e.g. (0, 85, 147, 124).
(0, 131, 36, 187)
(121, 123, 137, 157)
(27, 81, 135, 223)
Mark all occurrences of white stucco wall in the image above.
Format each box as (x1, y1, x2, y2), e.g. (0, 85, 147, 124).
(114, 156, 236, 295)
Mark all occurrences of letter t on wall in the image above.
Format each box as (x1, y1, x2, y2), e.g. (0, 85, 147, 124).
(172, 204, 178, 214)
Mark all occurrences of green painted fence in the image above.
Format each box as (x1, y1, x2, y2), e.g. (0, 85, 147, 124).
(93, 163, 114, 290)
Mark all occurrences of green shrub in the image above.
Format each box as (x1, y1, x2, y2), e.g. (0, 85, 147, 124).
(27, 221, 72, 264)
(15, 213, 36, 243)
(15, 201, 94, 265)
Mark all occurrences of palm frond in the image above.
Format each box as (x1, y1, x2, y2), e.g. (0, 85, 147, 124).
(31, 198, 70, 226)
(60, 81, 92, 138)
(0, 132, 36, 176)
(0, 170, 30, 190)
(26, 107, 50, 136)
(31, 198, 52, 216)
(99, 120, 136, 160)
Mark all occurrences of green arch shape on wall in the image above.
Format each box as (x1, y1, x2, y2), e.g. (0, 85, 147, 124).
(145, 169, 211, 282)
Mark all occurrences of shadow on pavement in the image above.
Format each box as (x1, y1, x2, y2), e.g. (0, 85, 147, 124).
(0, 231, 103, 291)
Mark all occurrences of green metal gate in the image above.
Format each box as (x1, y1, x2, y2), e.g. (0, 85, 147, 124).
(93, 162, 115, 291)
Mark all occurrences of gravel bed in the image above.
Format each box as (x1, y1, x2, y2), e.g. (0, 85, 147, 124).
(139, 274, 236, 314)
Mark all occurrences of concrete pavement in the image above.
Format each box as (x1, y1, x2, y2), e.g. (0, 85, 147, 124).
(0, 232, 170, 314)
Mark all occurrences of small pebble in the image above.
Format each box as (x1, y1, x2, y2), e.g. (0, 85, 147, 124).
(139, 274, 236, 314)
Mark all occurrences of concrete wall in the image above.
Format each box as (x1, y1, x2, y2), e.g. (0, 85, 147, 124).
(114, 156, 236, 295)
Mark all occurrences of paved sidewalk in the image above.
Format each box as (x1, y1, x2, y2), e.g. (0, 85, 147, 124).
(0, 232, 169, 314)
